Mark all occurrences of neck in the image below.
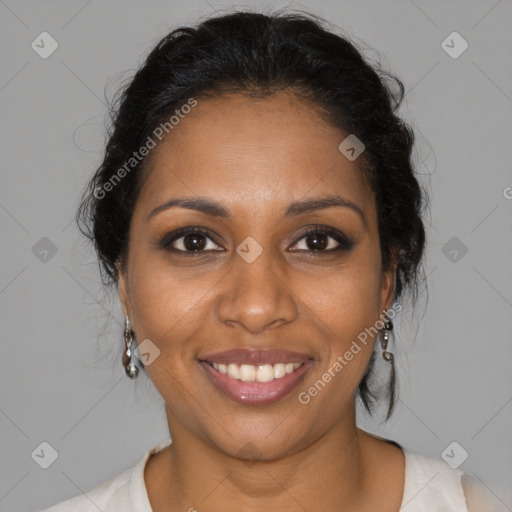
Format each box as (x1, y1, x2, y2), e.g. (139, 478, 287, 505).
(154, 400, 375, 512)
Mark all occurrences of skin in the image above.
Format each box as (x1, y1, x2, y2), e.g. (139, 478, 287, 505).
(118, 89, 404, 512)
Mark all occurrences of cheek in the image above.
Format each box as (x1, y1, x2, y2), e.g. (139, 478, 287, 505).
(127, 267, 211, 396)
(126, 254, 212, 352)
(299, 253, 383, 338)
(295, 252, 382, 385)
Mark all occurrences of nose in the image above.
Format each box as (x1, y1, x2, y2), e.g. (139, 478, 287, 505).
(216, 246, 298, 334)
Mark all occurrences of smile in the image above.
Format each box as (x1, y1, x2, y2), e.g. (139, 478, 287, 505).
(198, 350, 313, 405)
(207, 361, 304, 382)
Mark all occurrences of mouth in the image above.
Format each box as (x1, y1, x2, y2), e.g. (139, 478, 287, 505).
(205, 360, 305, 382)
(198, 348, 313, 405)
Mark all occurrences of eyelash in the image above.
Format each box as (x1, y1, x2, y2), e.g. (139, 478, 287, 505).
(159, 225, 355, 255)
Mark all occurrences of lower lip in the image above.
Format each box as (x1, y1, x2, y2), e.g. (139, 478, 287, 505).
(199, 360, 312, 405)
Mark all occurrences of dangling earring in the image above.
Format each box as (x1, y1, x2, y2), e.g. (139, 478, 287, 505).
(380, 309, 394, 363)
(122, 314, 139, 379)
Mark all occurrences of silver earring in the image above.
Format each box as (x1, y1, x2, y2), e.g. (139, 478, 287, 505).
(380, 310, 394, 364)
(122, 314, 139, 379)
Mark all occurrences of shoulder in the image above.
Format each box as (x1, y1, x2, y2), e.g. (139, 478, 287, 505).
(402, 449, 503, 511)
(461, 473, 508, 512)
(401, 448, 470, 510)
(37, 468, 133, 512)
(37, 440, 172, 512)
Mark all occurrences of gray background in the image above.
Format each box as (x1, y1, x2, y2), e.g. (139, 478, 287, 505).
(1, 1, 511, 510)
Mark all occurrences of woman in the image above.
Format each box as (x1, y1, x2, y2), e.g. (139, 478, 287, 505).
(40, 9, 494, 512)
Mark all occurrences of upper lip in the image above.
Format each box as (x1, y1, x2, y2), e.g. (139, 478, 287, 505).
(199, 348, 313, 365)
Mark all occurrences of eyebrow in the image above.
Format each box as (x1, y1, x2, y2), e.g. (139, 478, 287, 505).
(147, 194, 367, 229)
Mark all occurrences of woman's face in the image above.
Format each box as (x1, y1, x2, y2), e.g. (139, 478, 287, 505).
(119, 90, 396, 459)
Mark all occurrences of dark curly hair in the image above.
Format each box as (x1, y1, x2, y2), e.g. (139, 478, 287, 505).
(76, 9, 428, 420)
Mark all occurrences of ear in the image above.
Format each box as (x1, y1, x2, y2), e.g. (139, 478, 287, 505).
(116, 259, 131, 319)
(379, 247, 399, 313)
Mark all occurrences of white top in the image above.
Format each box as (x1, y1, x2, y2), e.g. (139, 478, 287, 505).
(38, 439, 474, 511)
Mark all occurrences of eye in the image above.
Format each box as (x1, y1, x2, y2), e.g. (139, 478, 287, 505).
(289, 225, 355, 253)
(159, 225, 355, 255)
(159, 227, 223, 253)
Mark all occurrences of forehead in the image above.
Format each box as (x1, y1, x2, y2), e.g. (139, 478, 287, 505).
(136, 91, 373, 216)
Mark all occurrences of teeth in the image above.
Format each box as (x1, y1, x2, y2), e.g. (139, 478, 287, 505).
(274, 363, 286, 378)
(209, 361, 305, 382)
(256, 364, 274, 382)
(240, 364, 256, 381)
(227, 363, 240, 380)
